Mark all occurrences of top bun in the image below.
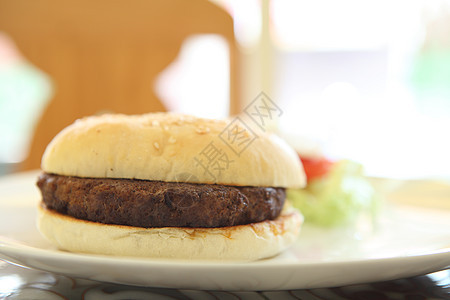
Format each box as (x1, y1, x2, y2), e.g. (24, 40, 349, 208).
(42, 113, 305, 188)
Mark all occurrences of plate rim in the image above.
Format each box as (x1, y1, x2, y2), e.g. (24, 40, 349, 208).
(1, 237, 450, 290)
(1, 235, 449, 269)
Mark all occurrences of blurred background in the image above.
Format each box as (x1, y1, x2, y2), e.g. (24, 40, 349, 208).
(0, 0, 449, 180)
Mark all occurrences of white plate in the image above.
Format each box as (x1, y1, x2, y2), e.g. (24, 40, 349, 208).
(0, 171, 449, 291)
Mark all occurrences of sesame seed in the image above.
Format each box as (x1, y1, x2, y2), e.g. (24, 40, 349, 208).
(196, 127, 210, 134)
(153, 142, 160, 150)
(168, 136, 176, 143)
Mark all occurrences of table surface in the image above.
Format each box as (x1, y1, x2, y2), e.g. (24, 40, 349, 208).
(0, 262, 448, 300)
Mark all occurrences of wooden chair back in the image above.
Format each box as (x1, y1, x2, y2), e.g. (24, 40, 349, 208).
(0, 0, 240, 170)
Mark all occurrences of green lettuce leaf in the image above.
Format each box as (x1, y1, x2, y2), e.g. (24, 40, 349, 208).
(288, 160, 377, 227)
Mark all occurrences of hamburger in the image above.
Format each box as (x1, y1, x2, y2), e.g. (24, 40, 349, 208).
(36, 113, 306, 260)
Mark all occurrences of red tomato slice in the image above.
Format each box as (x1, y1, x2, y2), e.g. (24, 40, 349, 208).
(299, 156, 335, 181)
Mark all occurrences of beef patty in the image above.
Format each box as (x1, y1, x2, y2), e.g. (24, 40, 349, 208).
(37, 173, 286, 228)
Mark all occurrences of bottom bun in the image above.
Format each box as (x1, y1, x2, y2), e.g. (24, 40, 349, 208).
(37, 204, 303, 261)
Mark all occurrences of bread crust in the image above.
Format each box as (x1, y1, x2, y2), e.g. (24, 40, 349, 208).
(41, 113, 306, 188)
(37, 204, 303, 261)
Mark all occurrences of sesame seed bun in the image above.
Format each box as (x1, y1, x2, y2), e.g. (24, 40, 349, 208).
(41, 113, 306, 188)
(37, 204, 303, 261)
